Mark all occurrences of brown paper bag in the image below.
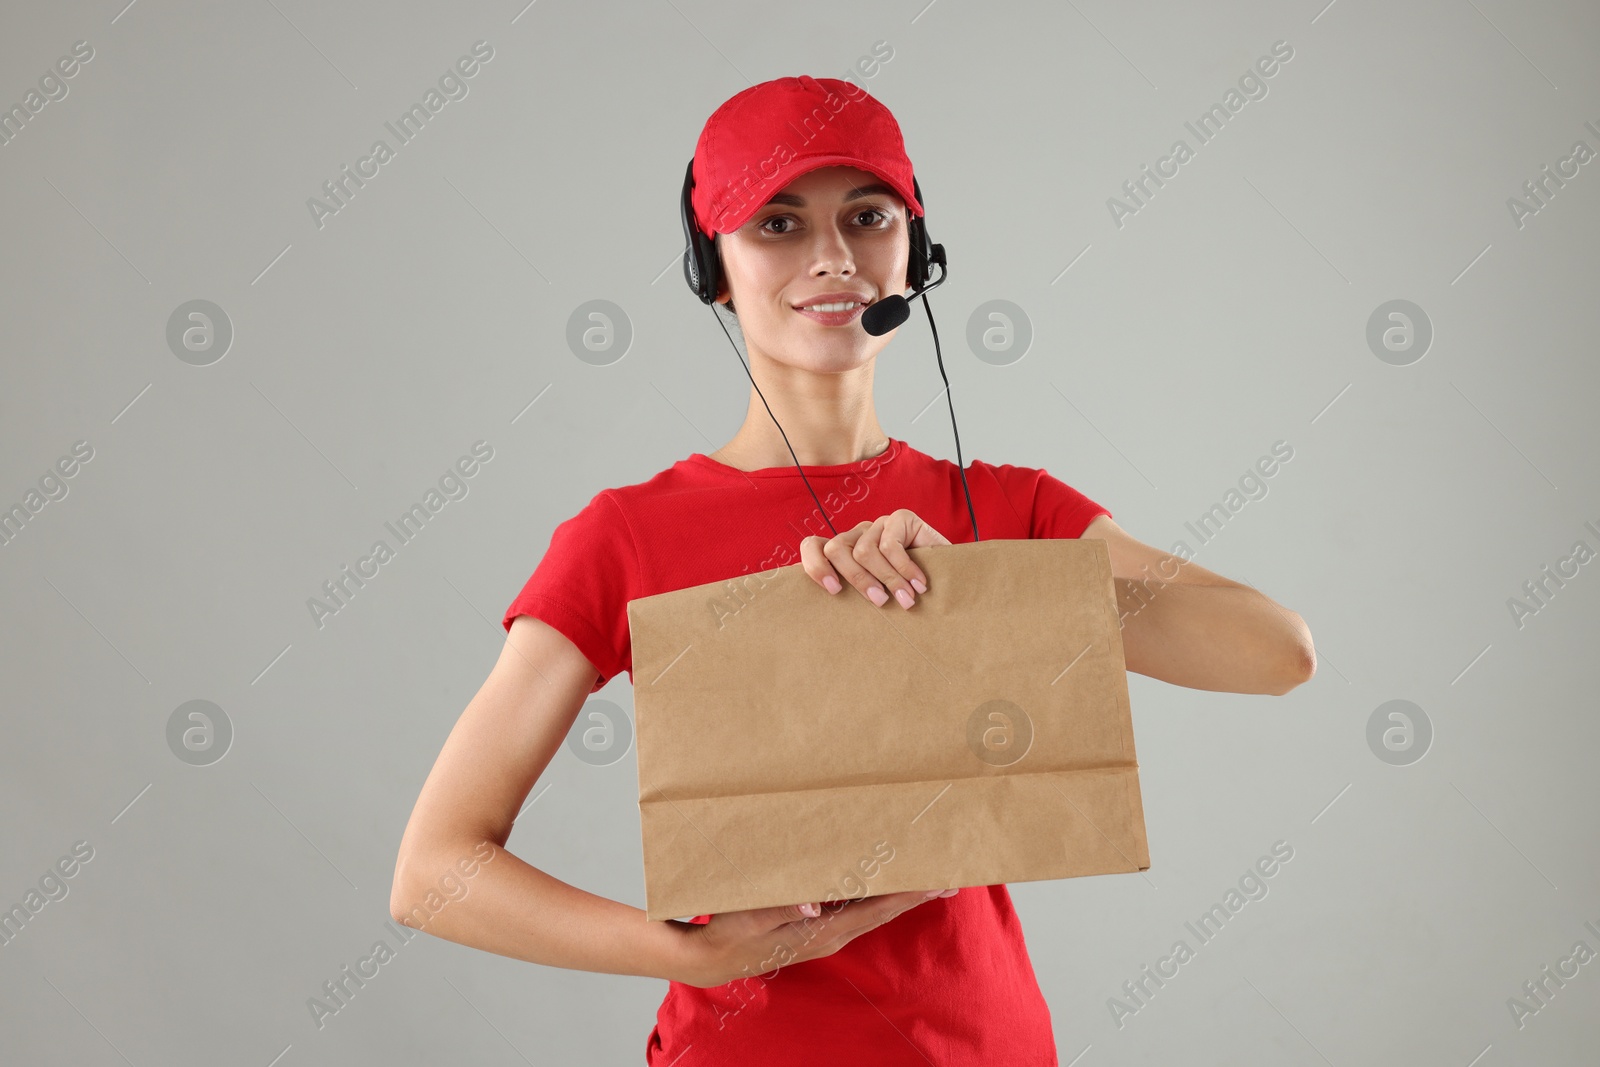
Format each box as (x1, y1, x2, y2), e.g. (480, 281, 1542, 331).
(625, 537, 1149, 921)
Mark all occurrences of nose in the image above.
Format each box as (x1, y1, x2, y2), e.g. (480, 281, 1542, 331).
(807, 218, 856, 279)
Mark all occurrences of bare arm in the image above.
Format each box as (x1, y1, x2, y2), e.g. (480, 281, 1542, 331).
(389, 615, 694, 981)
(1081, 514, 1316, 696)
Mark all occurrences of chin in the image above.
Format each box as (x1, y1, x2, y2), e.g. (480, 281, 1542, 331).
(792, 337, 880, 372)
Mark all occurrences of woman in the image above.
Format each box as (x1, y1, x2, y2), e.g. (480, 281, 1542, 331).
(390, 75, 1316, 1065)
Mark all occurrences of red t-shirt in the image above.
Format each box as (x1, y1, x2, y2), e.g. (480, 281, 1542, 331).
(502, 438, 1111, 1066)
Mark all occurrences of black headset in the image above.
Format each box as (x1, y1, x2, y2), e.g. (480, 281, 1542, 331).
(678, 157, 979, 543)
(681, 159, 938, 306)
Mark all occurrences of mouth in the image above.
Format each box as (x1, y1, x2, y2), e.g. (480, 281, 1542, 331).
(792, 298, 870, 326)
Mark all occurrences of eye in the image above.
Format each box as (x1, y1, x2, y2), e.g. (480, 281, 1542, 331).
(755, 206, 896, 236)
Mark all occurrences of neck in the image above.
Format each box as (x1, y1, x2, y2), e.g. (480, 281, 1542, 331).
(708, 339, 889, 471)
(711, 395, 888, 471)
(711, 422, 890, 471)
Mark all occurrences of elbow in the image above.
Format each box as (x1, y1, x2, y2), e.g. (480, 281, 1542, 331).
(389, 852, 423, 927)
(389, 887, 419, 928)
(388, 873, 437, 934)
(387, 842, 443, 929)
(389, 837, 500, 929)
(1271, 636, 1317, 696)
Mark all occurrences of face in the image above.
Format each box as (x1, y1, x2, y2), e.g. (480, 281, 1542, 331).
(714, 165, 910, 374)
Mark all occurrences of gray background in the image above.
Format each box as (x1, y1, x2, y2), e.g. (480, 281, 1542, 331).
(2, 0, 1597, 1063)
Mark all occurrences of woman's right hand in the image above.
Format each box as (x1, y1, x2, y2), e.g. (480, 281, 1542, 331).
(673, 887, 961, 989)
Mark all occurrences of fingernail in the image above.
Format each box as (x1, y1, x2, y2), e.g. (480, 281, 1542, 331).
(823, 576, 842, 594)
(937, 888, 959, 898)
(923, 889, 942, 899)
(911, 578, 927, 594)
(866, 586, 888, 607)
(800, 902, 820, 916)
(895, 588, 914, 609)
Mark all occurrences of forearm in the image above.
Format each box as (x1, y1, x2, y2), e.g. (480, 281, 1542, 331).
(391, 839, 695, 982)
(1115, 580, 1314, 695)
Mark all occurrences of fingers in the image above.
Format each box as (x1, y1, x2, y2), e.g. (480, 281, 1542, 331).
(738, 889, 961, 976)
(827, 522, 902, 607)
(827, 891, 943, 949)
(847, 517, 920, 609)
(798, 521, 910, 607)
(875, 508, 945, 587)
(823, 890, 938, 936)
(800, 511, 948, 609)
(842, 512, 933, 609)
(799, 529, 862, 596)
(737, 900, 822, 935)
(698, 892, 943, 985)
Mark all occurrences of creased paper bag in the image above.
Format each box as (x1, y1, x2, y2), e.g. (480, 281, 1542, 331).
(625, 537, 1149, 921)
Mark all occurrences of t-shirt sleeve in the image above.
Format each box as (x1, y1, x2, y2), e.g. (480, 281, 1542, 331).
(501, 490, 639, 694)
(991, 462, 1111, 539)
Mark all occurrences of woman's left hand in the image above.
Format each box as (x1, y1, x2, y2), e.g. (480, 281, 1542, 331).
(799, 509, 951, 610)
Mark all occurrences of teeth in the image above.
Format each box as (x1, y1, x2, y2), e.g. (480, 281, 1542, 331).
(801, 301, 861, 312)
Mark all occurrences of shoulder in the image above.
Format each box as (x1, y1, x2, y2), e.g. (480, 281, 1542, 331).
(562, 457, 701, 524)
(955, 451, 1110, 540)
(893, 442, 1027, 483)
(903, 445, 1056, 485)
(957, 452, 1094, 502)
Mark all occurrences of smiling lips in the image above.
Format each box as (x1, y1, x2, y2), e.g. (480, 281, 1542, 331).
(793, 292, 872, 326)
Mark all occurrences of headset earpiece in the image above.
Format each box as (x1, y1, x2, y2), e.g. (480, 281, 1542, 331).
(683, 158, 934, 302)
(678, 155, 972, 539)
(906, 175, 933, 292)
(680, 159, 722, 305)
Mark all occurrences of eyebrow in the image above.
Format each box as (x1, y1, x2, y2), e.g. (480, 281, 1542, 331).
(761, 182, 899, 208)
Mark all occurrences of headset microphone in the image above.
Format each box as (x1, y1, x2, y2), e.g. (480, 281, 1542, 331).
(681, 159, 980, 545)
(859, 246, 946, 337)
(853, 247, 978, 548)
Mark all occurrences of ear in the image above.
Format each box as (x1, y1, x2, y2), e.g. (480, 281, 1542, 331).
(711, 235, 734, 309)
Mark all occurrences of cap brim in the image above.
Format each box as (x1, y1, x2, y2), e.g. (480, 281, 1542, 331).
(712, 154, 924, 235)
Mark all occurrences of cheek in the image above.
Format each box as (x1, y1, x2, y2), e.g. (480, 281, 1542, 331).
(875, 230, 911, 282)
(728, 251, 793, 309)
(872, 247, 908, 293)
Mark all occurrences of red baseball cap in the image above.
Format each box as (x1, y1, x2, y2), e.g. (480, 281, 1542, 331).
(688, 75, 924, 239)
